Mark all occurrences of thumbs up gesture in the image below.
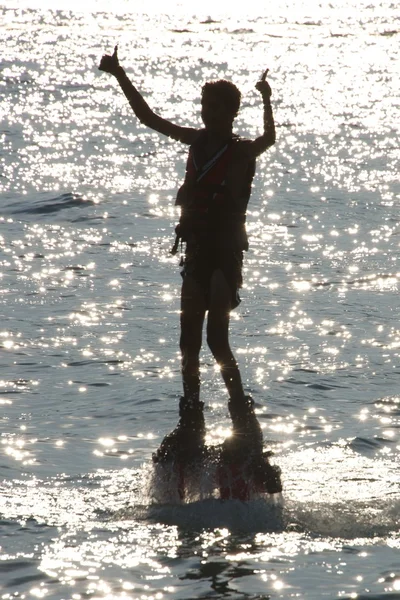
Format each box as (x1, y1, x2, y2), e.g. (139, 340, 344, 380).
(99, 45, 120, 76)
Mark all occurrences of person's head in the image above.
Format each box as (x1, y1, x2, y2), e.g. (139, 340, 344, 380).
(201, 80, 241, 133)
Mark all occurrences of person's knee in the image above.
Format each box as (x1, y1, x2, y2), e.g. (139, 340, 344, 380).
(180, 329, 201, 363)
(206, 334, 220, 358)
(206, 326, 229, 359)
(181, 347, 200, 374)
(209, 270, 232, 312)
(180, 329, 202, 355)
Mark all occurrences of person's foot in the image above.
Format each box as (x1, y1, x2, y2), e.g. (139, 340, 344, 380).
(152, 397, 206, 464)
(221, 396, 282, 494)
(251, 454, 283, 494)
(223, 395, 263, 458)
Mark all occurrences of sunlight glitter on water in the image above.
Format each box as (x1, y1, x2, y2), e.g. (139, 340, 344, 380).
(1, 1, 400, 598)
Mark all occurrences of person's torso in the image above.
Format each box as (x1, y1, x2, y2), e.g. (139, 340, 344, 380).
(175, 130, 256, 250)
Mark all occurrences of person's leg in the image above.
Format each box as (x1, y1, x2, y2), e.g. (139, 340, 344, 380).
(206, 269, 244, 399)
(206, 269, 263, 450)
(153, 275, 206, 463)
(206, 270, 282, 494)
(180, 275, 207, 405)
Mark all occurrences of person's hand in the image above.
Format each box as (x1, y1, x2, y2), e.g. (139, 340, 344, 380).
(99, 45, 120, 76)
(255, 69, 272, 98)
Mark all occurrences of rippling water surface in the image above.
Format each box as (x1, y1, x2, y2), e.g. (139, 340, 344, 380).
(1, 1, 400, 598)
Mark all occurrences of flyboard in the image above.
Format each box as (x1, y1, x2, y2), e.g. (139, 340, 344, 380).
(152, 443, 282, 503)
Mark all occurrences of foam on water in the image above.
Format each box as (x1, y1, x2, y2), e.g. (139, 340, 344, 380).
(2, 445, 398, 538)
(1, 447, 400, 598)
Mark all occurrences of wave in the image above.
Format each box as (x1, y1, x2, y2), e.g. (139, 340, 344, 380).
(342, 595, 400, 600)
(145, 497, 284, 533)
(7, 192, 95, 216)
(293, 272, 400, 289)
(2, 449, 400, 541)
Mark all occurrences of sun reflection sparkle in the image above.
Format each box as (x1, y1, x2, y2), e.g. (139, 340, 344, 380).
(0, 5, 399, 600)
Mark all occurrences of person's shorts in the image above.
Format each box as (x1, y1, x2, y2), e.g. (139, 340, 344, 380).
(181, 243, 243, 309)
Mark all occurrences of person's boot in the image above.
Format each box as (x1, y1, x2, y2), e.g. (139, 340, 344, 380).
(223, 395, 263, 457)
(250, 452, 283, 494)
(152, 397, 206, 464)
(222, 395, 282, 494)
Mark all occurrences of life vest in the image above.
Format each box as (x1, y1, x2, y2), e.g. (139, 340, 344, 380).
(171, 132, 255, 253)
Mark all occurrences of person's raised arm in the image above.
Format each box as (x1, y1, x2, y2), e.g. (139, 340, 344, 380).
(98, 46, 199, 145)
(247, 69, 276, 158)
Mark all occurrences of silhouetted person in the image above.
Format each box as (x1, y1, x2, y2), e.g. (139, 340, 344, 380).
(99, 46, 276, 465)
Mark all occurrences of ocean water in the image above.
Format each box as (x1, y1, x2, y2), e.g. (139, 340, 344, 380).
(1, 1, 400, 598)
